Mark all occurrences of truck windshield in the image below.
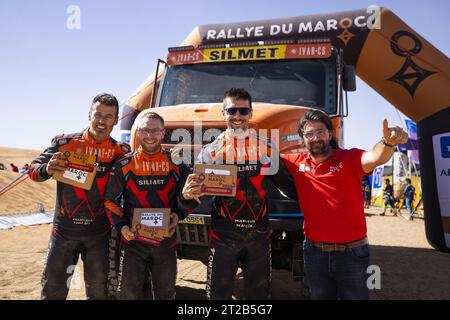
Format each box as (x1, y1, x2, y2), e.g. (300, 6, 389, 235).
(158, 58, 337, 114)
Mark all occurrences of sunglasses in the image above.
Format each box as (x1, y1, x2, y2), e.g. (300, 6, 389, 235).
(224, 108, 251, 116)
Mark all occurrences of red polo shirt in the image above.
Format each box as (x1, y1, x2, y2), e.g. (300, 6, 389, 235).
(281, 148, 368, 243)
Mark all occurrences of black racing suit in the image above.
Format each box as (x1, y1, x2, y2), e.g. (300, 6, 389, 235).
(198, 130, 297, 300)
(29, 129, 130, 300)
(104, 147, 197, 300)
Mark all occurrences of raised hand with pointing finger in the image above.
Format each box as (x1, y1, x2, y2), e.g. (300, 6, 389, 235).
(361, 118, 410, 173)
(382, 119, 409, 147)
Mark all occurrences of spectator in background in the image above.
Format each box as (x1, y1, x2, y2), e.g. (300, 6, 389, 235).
(0, 163, 7, 170)
(19, 164, 30, 173)
(363, 182, 371, 209)
(10, 163, 19, 173)
(403, 178, 416, 221)
(381, 179, 397, 216)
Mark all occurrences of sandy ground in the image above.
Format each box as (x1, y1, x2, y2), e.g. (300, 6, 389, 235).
(0, 146, 56, 215)
(0, 146, 42, 170)
(1, 209, 449, 300)
(0, 171, 56, 214)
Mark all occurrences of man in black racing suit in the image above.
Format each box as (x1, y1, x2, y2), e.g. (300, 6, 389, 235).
(104, 112, 201, 299)
(29, 93, 130, 300)
(197, 88, 297, 300)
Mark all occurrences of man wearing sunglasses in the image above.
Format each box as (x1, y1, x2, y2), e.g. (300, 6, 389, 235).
(104, 112, 202, 299)
(197, 88, 297, 300)
(281, 109, 408, 300)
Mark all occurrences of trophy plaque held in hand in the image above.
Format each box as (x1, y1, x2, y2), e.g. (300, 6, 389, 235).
(194, 164, 237, 197)
(131, 208, 171, 241)
(52, 151, 98, 190)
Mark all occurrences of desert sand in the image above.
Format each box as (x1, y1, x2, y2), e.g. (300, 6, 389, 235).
(0, 146, 449, 300)
(0, 146, 56, 215)
(0, 146, 43, 170)
(0, 171, 56, 214)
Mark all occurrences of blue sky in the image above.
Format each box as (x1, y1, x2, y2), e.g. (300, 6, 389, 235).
(0, 0, 449, 152)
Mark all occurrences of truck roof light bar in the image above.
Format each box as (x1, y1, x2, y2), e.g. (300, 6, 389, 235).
(197, 43, 228, 49)
(168, 45, 195, 52)
(297, 38, 331, 44)
(263, 39, 295, 45)
(228, 41, 261, 47)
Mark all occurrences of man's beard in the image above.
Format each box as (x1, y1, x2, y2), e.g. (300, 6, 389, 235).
(307, 140, 331, 157)
(227, 128, 249, 138)
(141, 141, 161, 154)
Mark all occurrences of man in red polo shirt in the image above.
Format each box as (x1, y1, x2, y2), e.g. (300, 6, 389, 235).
(281, 110, 408, 300)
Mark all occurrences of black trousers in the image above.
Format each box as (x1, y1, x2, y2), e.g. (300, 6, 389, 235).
(206, 230, 271, 300)
(116, 239, 177, 300)
(41, 231, 110, 300)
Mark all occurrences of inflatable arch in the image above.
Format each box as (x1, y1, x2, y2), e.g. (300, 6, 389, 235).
(120, 8, 450, 252)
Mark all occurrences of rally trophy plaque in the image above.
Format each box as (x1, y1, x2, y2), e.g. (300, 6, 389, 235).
(194, 164, 237, 197)
(52, 151, 98, 190)
(131, 208, 171, 241)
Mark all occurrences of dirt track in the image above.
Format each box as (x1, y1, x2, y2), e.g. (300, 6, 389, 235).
(1, 207, 449, 300)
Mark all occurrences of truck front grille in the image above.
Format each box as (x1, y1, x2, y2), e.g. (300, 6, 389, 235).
(176, 223, 210, 246)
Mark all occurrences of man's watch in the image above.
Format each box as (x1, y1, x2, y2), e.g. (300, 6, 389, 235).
(381, 137, 396, 148)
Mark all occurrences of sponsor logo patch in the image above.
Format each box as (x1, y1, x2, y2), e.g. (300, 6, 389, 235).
(440, 136, 450, 158)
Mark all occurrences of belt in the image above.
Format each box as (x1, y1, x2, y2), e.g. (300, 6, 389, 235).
(308, 237, 369, 252)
